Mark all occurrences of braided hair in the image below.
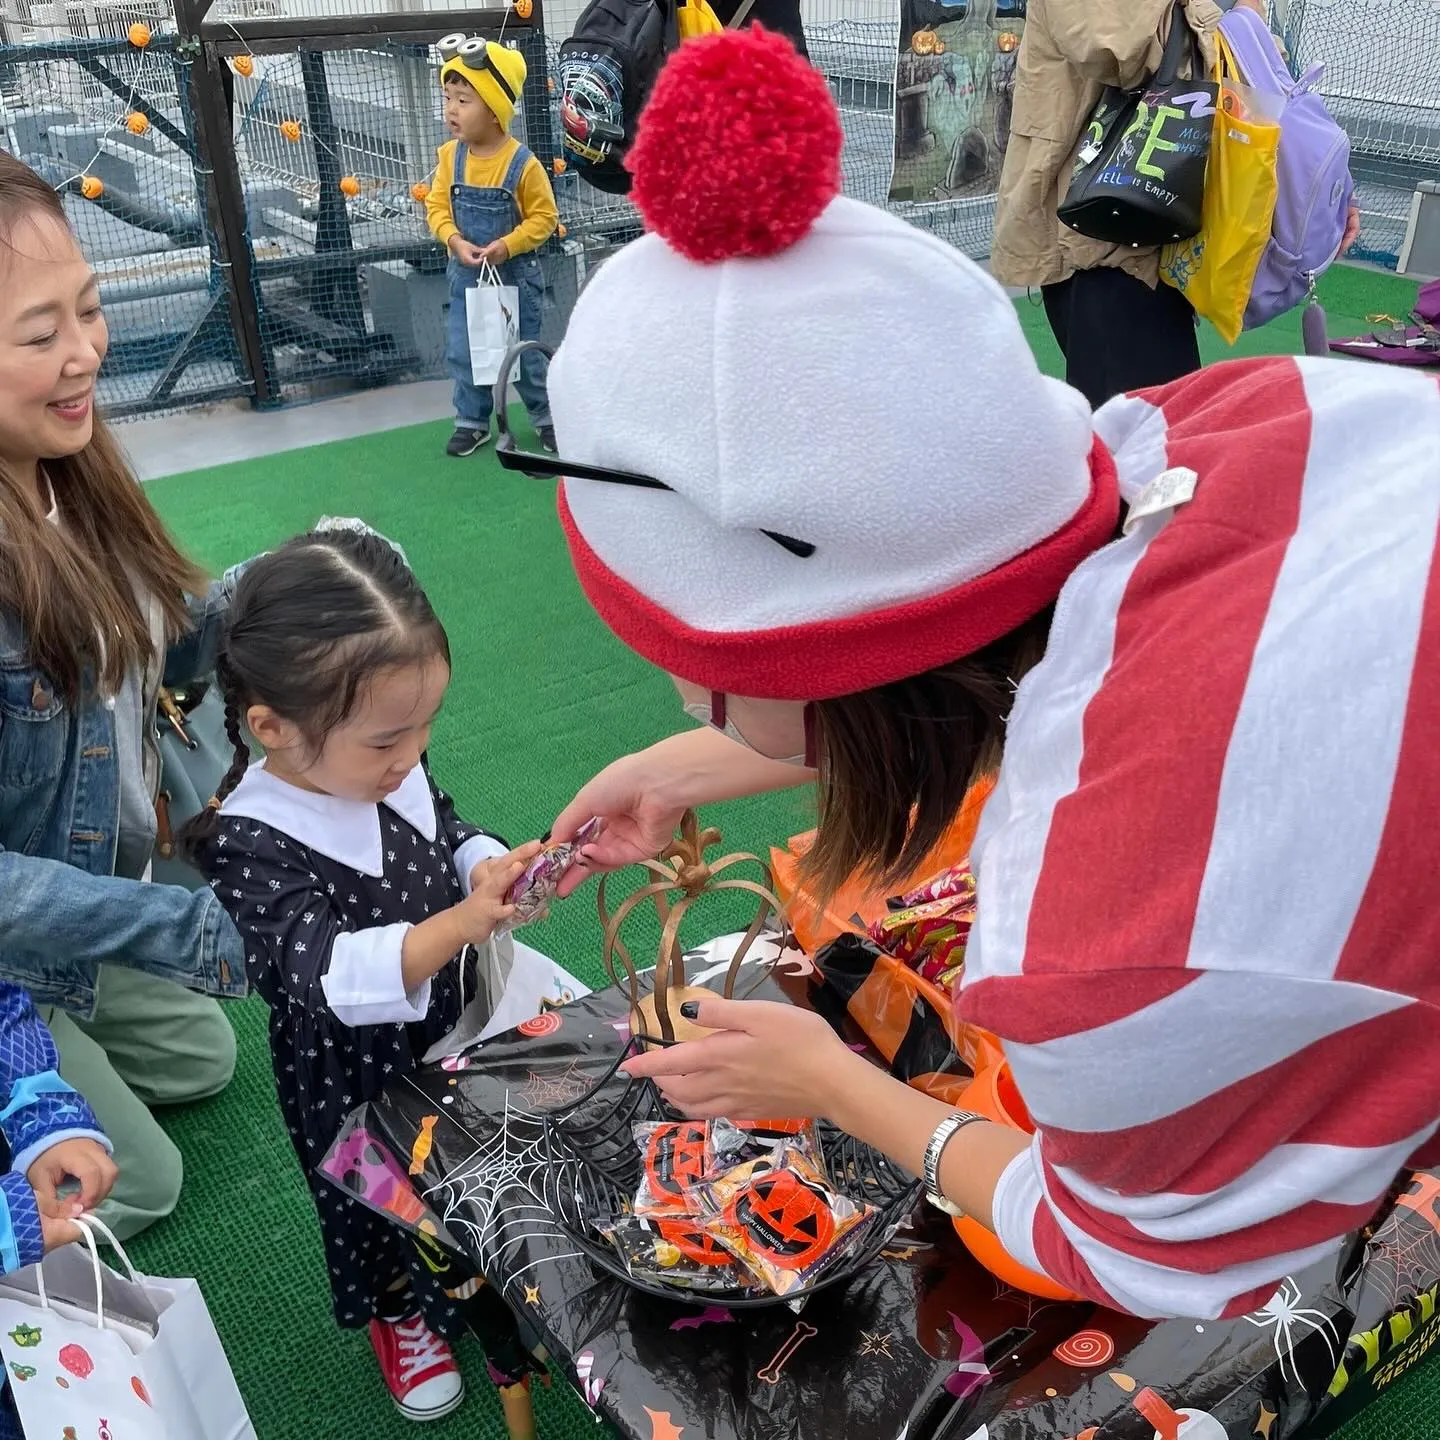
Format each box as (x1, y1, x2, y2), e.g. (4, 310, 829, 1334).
(177, 528, 449, 862)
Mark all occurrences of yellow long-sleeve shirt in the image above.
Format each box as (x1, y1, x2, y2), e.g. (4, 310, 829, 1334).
(426, 136, 559, 257)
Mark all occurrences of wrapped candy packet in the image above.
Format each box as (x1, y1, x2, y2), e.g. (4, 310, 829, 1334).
(714, 1117, 824, 1175)
(690, 1142, 877, 1297)
(890, 859, 976, 911)
(867, 860, 976, 991)
(632, 1118, 751, 1217)
(600, 1213, 755, 1293)
(499, 817, 603, 933)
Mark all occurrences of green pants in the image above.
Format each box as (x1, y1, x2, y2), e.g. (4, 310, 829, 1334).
(39, 966, 236, 1241)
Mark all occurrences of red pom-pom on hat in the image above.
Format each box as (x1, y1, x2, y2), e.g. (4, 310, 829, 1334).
(626, 25, 843, 263)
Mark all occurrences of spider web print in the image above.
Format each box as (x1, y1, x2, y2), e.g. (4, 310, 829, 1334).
(989, 1274, 1072, 1330)
(1361, 1205, 1440, 1319)
(420, 1091, 586, 1304)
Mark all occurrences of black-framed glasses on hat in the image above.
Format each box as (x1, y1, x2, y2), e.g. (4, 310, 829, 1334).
(492, 341, 815, 559)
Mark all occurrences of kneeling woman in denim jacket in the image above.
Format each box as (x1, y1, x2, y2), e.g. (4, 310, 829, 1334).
(0, 154, 247, 1241)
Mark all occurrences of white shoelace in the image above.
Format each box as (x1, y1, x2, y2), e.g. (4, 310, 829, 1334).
(395, 1315, 449, 1383)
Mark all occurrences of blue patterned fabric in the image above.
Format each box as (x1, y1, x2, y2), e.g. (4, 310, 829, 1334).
(0, 983, 106, 1271)
(0, 982, 107, 1435)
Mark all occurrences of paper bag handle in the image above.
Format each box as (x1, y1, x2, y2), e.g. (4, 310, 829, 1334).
(33, 1213, 142, 1329)
(75, 1213, 141, 1283)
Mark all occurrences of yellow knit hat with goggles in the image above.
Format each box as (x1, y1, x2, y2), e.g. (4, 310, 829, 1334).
(439, 39, 527, 131)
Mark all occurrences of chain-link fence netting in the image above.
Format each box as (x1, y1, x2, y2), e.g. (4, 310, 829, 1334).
(1, 0, 1433, 417)
(0, 26, 253, 415)
(1282, 0, 1440, 268)
(217, 30, 576, 402)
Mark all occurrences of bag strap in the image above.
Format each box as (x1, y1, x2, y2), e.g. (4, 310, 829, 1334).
(1218, 6, 1291, 91)
(75, 1213, 141, 1284)
(1155, 0, 1201, 86)
(726, 0, 759, 29)
(34, 1220, 106, 1330)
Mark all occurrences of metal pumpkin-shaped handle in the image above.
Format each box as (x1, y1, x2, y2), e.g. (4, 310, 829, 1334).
(597, 810, 788, 1044)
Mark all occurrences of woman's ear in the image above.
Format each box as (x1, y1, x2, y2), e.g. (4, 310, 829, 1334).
(246, 703, 294, 754)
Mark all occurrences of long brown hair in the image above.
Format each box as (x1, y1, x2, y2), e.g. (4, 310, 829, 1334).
(801, 609, 1053, 899)
(0, 152, 205, 700)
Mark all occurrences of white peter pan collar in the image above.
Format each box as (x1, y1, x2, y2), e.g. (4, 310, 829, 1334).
(220, 761, 437, 877)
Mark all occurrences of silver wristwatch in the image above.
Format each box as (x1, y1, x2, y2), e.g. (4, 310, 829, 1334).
(922, 1110, 987, 1217)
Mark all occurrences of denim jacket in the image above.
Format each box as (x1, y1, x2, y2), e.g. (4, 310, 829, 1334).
(0, 569, 249, 1016)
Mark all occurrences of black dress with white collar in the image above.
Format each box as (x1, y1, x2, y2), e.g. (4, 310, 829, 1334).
(198, 759, 506, 1337)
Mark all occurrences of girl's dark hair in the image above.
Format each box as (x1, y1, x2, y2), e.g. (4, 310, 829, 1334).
(801, 608, 1053, 901)
(178, 529, 449, 860)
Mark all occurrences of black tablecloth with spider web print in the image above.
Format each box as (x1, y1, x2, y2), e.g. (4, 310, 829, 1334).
(320, 935, 1440, 1440)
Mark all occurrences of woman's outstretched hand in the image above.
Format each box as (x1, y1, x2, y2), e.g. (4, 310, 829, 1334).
(551, 750, 687, 896)
(551, 728, 817, 896)
(620, 995, 864, 1120)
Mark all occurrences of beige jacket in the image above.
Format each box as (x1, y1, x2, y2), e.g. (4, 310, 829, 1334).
(990, 0, 1222, 290)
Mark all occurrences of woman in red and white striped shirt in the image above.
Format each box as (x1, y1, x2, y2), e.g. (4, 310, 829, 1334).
(532, 27, 1440, 1320)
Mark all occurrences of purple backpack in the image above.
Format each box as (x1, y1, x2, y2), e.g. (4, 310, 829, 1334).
(1219, 7, 1353, 338)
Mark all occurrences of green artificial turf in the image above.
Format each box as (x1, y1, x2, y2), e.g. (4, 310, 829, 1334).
(127, 263, 1433, 1439)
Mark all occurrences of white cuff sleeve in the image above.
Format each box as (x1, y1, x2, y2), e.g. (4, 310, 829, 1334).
(454, 833, 510, 897)
(990, 1137, 1048, 1275)
(320, 922, 431, 1027)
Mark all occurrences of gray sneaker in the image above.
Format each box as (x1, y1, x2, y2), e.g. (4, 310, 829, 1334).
(446, 426, 489, 458)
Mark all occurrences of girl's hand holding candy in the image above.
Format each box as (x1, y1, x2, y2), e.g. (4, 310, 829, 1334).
(401, 841, 542, 991)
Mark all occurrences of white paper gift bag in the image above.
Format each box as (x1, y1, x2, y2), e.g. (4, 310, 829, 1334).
(465, 262, 519, 387)
(0, 1215, 254, 1440)
(422, 937, 591, 1065)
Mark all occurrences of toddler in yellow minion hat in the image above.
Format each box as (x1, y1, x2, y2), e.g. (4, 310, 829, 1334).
(429, 38, 559, 457)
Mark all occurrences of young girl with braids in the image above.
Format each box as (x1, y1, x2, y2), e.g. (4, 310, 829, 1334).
(179, 528, 566, 1430)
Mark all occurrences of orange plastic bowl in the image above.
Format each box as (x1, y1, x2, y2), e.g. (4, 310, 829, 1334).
(951, 1062, 1085, 1303)
(960, 1058, 1033, 1130)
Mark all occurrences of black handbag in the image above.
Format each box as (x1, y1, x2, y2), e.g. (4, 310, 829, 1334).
(1057, 0, 1216, 248)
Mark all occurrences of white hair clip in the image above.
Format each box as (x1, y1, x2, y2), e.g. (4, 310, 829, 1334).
(312, 516, 410, 567)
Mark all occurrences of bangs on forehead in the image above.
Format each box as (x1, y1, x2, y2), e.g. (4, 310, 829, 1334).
(304, 625, 450, 741)
(0, 210, 88, 303)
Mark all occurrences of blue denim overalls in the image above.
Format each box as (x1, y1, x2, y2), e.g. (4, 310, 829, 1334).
(444, 140, 551, 430)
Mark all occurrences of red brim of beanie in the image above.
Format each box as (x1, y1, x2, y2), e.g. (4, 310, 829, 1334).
(559, 438, 1119, 701)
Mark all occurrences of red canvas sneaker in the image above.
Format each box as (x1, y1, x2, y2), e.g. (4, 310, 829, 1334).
(369, 1312, 465, 1422)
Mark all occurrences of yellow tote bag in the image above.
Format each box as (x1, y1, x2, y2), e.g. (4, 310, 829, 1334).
(1161, 34, 1280, 346)
(677, 0, 725, 38)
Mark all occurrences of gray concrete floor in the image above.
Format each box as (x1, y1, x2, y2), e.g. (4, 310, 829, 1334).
(120, 378, 453, 481)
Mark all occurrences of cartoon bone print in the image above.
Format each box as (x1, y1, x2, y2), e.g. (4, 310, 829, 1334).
(757, 1322, 817, 1384)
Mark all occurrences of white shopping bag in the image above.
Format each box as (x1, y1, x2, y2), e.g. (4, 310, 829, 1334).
(0, 1216, 255, 1440)
(140, 1274, 254, 1440)
(422, 936, 590, 1064)
(465, 262, 519, 386)
(480, 938, 590, 1042)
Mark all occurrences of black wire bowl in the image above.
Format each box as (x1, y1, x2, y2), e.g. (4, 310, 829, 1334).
(541, 1039, 921, 1308)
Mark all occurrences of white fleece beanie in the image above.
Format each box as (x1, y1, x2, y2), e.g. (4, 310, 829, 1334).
(549, 26, 1114, 702)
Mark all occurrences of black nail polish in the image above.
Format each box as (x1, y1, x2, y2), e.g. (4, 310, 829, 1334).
(679, 1001, 700, 1020)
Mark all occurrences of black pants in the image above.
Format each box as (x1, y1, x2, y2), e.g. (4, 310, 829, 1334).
(1041, 266, 1201, 409)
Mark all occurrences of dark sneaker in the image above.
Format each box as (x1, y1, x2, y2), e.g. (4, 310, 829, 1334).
(446, 426, 489, 458)
(537, 425, 557, 454)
